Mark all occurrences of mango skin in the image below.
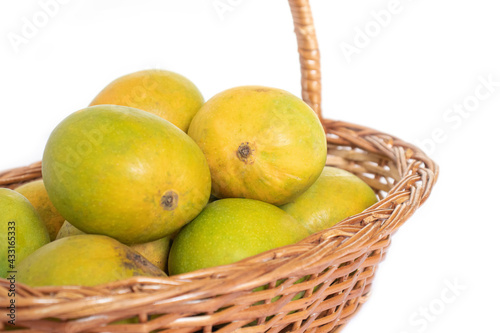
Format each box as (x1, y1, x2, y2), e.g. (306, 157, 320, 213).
(16, 234, 167, 287)
(57, 220, 171, 271)
(15, 179, 65, 241)
(168, 198, 309, 275)
(90, 69, 204, 132)
(56, 220, 86, 238)
(42, 105, 211, 244)
(188, 86, 327, 206)
(0, 188, 50, 278)
(280, 167, 378, 234)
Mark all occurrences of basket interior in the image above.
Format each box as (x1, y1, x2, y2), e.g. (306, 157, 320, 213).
(0, 118, 438, 333)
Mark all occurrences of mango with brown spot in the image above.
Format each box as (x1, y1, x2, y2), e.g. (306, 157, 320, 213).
(16, 234, 167, 287)
(57, 220, 171, 271)
(42, 105, 211, 244)
(188, 86, 327, 206)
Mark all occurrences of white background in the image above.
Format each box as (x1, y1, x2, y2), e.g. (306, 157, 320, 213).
(1, 1, 499, 332)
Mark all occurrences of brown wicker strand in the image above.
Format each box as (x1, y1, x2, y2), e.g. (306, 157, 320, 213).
(0, 161, 42, 189)
(288, 0, 322, 118)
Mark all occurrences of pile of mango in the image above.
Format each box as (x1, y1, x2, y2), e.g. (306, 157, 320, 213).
(0, 69, 377, 286)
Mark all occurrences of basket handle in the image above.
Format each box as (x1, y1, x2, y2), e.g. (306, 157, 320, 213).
(288, 0, 322, 119)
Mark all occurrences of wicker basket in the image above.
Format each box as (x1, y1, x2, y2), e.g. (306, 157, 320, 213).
(0, 0, 438, 332)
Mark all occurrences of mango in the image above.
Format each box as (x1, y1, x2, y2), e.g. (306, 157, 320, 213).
(16, 234, 167, 287)
(42, 105, 211, 244)
(57, 221, 171, 271)
(188, 86, 326, 205)
(168, 198, 309, 275)
(15, 179, 65, 241)
(90, 69, 204, 132)
(280, 167, 378, 234)
(0, 188, 50, 278)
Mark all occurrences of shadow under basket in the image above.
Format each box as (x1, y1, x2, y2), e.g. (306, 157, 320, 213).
(0, 0, 438, 332)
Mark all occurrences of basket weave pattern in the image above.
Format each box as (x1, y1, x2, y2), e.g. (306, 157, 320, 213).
(0, 1, 438, 332)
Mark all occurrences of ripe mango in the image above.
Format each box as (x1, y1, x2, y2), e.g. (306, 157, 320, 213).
(188, 86, 326, 205)
(280, 167, 378, 234)
(15, 179, 65, 241)
(90, 69, 204, 132)
(57, 220, 171, 271)
(16, 234, 167, 287)
(42, 105, 211, 244)
(168, 198, 309, 275)
(0, 188, 50, 278)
